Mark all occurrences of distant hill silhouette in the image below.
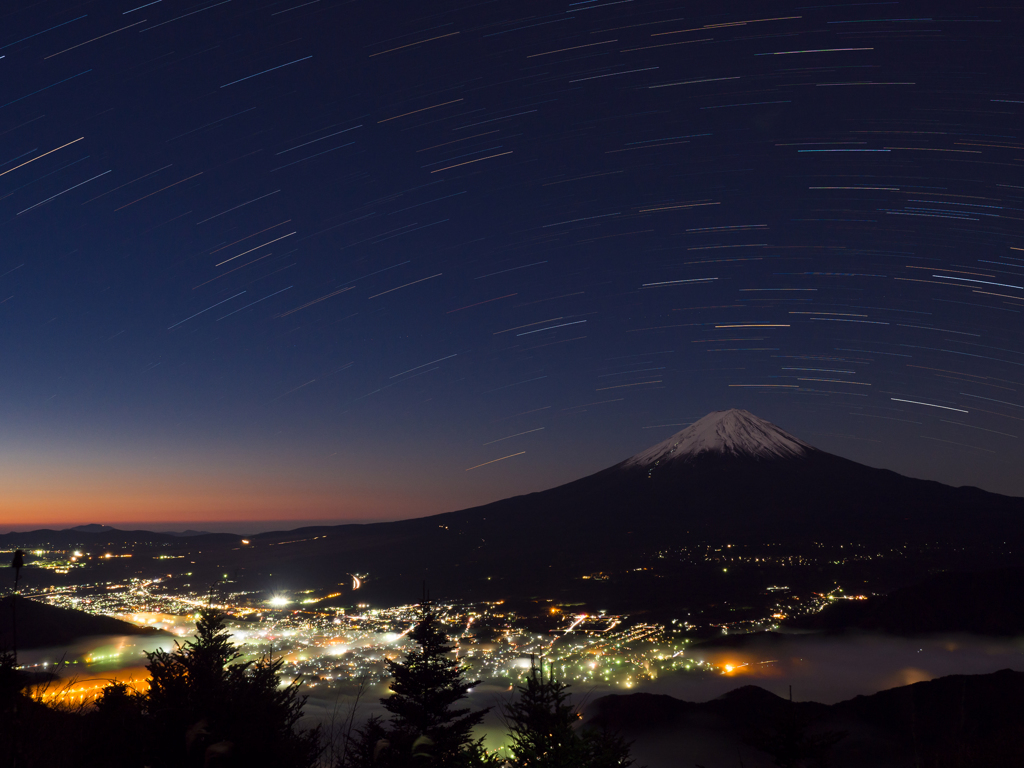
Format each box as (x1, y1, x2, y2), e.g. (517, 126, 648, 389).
(0, 526, 236, 548)
(68, 524, 117, 533)
(0, 596, 170, 650)
(64, 522, 215, 537)
(785, 566, 1024, 636)
(589, 668, 1024, 767)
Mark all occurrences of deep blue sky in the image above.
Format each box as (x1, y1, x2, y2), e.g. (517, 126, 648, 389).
(1, 0, 1022, 528)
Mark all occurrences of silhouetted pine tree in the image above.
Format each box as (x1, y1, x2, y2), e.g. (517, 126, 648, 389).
(503, 661, 637, 768)
(122, 608, 321, 768)
(503, 663, 585, 767)
(353, 606, 492, 767)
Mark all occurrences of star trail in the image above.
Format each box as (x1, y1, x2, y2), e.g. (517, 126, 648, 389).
(0, 0, 1022, 528)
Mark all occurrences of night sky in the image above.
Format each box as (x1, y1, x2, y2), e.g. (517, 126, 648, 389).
(2, 0, 1023, 530)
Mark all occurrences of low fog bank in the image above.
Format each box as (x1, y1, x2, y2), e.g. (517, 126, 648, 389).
(17, 633, 174, 675)
(27, 629, 1024, 708)
(636, 631, 1024, 704)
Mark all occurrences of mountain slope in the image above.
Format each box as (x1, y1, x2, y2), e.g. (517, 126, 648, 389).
(785, 566, 1024, 636)
(421, 408, 1019, 545)
(208, 409, 1024, 602)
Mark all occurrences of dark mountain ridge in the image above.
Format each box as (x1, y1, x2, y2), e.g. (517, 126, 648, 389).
(0, 527, 237, 548)
(588, 668, 1024, 768)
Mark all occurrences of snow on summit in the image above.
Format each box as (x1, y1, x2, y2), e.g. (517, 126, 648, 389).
(623, 409, 813, 467)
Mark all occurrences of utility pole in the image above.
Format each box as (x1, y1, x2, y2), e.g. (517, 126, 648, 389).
(10, 549, 24, 663)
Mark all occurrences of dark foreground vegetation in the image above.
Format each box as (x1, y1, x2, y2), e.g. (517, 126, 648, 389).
(0, 607, 637, 768)
(1, 609, 320, 768)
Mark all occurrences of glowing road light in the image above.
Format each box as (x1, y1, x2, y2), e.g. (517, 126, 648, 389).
(269, 596, 290, 607)
(241, 539, 250, 545)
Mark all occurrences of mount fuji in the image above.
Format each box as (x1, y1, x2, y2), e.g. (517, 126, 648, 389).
(622, 409, 813, 467)
(422, 407, 1021, 544)
(204, 408, 1024, 602)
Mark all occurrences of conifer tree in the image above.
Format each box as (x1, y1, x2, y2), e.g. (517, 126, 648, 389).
(503, 662, 586, 767)
(377, 607, 491, 766)
(132, 608, 321, 768)
(503, 661, 637, 768)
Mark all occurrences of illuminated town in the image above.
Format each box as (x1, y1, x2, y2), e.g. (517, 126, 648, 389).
(8, 542, 867, 704)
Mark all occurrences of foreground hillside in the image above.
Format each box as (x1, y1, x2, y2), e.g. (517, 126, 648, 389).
(0, 596, 168, 650)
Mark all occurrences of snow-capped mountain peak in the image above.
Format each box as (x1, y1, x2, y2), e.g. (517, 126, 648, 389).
(622, 409, 813, 468)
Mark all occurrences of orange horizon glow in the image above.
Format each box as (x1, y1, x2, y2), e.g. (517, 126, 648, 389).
(0, 449, 442, 527)
(0, 438, 547, 530)
(0, 483, 425, 528)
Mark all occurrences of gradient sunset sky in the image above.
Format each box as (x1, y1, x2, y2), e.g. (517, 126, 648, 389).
(2, 0, 1022, 531)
